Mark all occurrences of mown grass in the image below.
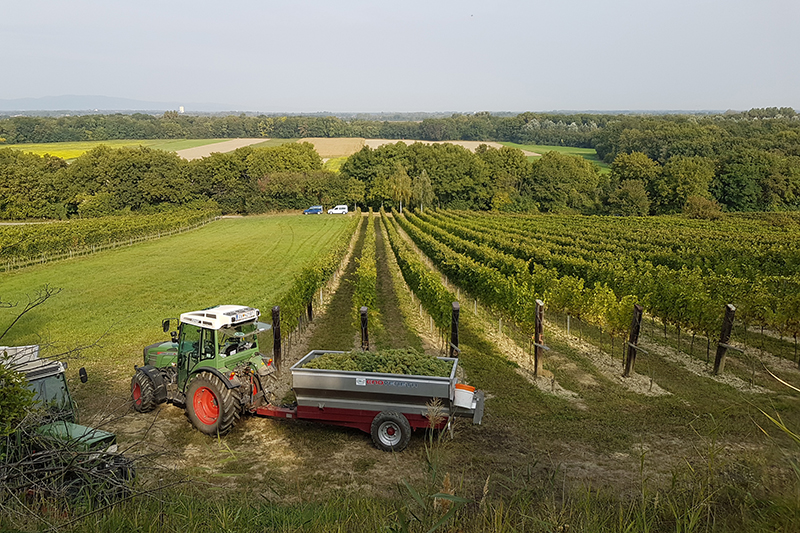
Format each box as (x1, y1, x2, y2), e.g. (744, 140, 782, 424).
(1, 214, 351, 406)
(500, 141, 611, 172)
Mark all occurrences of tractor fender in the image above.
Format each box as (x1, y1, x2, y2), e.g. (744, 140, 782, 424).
(135, 365, 168, 404)
(190, 368, 242, 390)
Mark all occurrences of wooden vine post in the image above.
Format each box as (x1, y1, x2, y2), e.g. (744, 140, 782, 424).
(272, 306, 281, 371)
(623, 304, 644, 377)
(713, 304, 737, 375)
(450, 302, 460, 357)
(360, 307, 370, 351)
(534, 299, 545, 377)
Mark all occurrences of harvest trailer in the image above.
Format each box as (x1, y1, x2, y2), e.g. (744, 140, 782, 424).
(258, 350, 485, 451)
(131, 305, 484, 452)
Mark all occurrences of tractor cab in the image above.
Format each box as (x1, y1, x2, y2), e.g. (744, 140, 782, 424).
(170, 306, 272, 390)
(142, 305, 273, 389)
(133, 305, 275, 435)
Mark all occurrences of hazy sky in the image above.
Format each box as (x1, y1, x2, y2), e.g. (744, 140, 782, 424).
(4, 0, 799, 112)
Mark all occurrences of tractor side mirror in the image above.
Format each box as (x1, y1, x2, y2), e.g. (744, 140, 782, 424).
(79, 367, 88, 383)
(162, 319, 171, 333)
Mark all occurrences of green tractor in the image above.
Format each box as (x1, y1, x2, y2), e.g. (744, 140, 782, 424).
(131, 305, 275, 435)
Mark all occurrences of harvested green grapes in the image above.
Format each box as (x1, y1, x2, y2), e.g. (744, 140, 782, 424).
(302, 348, 453, 377)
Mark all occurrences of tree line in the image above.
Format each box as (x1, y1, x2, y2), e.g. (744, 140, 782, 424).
(0, 111, 611, 146)
(0, 143, 363, 219)
(1, 107, 799, 218)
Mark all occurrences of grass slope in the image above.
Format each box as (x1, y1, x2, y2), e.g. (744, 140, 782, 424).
(1, 214, 351, 403)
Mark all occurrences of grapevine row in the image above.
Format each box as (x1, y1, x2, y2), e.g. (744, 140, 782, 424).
(395, 210, 636, 342)
(0, 206, 220, 271)
(445, 210, 800, 279)
(412, 209, 800, 344)
(379, 209, 454, 331)
(352, 211, 379, 327)
(276, 209, 362, 339)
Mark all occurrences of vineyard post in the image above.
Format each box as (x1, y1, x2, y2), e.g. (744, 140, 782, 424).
(623, 304, 644, 378)
(713, 304, 737, 375)
(534, 299, 544, 377)
(450, 302, 460, 357)
(360, 307, 370, 351)
(272, 306, 281, 371)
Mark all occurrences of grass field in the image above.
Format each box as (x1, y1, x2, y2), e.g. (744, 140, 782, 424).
(1, 214, 351, 388)
(501, 141, 611, 172)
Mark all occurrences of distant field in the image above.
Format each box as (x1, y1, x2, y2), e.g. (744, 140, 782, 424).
(2, 138, 609, 172)
(323, 156, 348, 172)
(1, 139, 231, 159)
(1, 138, 301, 160)
(500, 142, 610, 172)
(302, 137, 365, 158)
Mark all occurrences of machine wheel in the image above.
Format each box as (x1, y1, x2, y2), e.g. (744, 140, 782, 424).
(185, 373, 241, 436)
(370, 411, 412, 452)
(131, 370, 157, 413)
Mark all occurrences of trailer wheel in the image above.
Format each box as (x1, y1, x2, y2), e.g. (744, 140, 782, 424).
(185, 373, 240, 436)
(371, 411, 411, 452)
(131, 370, 157, 413)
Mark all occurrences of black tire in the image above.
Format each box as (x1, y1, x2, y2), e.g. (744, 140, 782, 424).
(185, 373, 241, 436)
(370, 411, 412, 452)
(131, 370, 157, 413)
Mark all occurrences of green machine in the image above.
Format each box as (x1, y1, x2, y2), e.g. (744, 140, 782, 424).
(131, 305, 275, 435)
(3, 344, 116, 450)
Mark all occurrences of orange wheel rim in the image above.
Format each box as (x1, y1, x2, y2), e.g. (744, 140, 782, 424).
(194, 386, 219, 425)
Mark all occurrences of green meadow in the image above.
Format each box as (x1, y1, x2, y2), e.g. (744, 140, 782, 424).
(501, 141, 611, 172)
(1, 214, 351, 389)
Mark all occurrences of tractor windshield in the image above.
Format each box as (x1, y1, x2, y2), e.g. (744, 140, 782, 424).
(218, 321, 269, 357)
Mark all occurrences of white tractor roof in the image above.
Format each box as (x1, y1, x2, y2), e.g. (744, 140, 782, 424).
(179, 305, 260, 330)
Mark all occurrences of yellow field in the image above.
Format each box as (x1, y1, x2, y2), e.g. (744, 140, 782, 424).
(1, 139, 228, 160)
(302, 137, 365, 158)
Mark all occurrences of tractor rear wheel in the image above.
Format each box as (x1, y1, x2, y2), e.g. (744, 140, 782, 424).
(370, 411, 412, 452)
(185, 373, 241, 435)
(131, 370, 157, 413)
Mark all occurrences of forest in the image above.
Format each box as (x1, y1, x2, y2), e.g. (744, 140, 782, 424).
(1, 107, 799, 218)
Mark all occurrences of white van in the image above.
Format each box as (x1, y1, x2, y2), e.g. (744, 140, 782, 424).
(328, 205, 348, 214)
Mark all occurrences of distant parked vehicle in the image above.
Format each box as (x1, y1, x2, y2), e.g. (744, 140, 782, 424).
(328, 205, 348, 214)
(303, 205, 323, 215)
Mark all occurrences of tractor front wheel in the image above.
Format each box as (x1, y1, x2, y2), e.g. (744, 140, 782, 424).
(131, 370, 157, 413)
(185, 373, 241, 436)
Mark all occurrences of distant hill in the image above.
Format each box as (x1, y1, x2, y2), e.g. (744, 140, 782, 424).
(0, 95, 236, 113)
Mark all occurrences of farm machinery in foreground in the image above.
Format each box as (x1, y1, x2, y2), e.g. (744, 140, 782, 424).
(131, 305, 484, 451)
